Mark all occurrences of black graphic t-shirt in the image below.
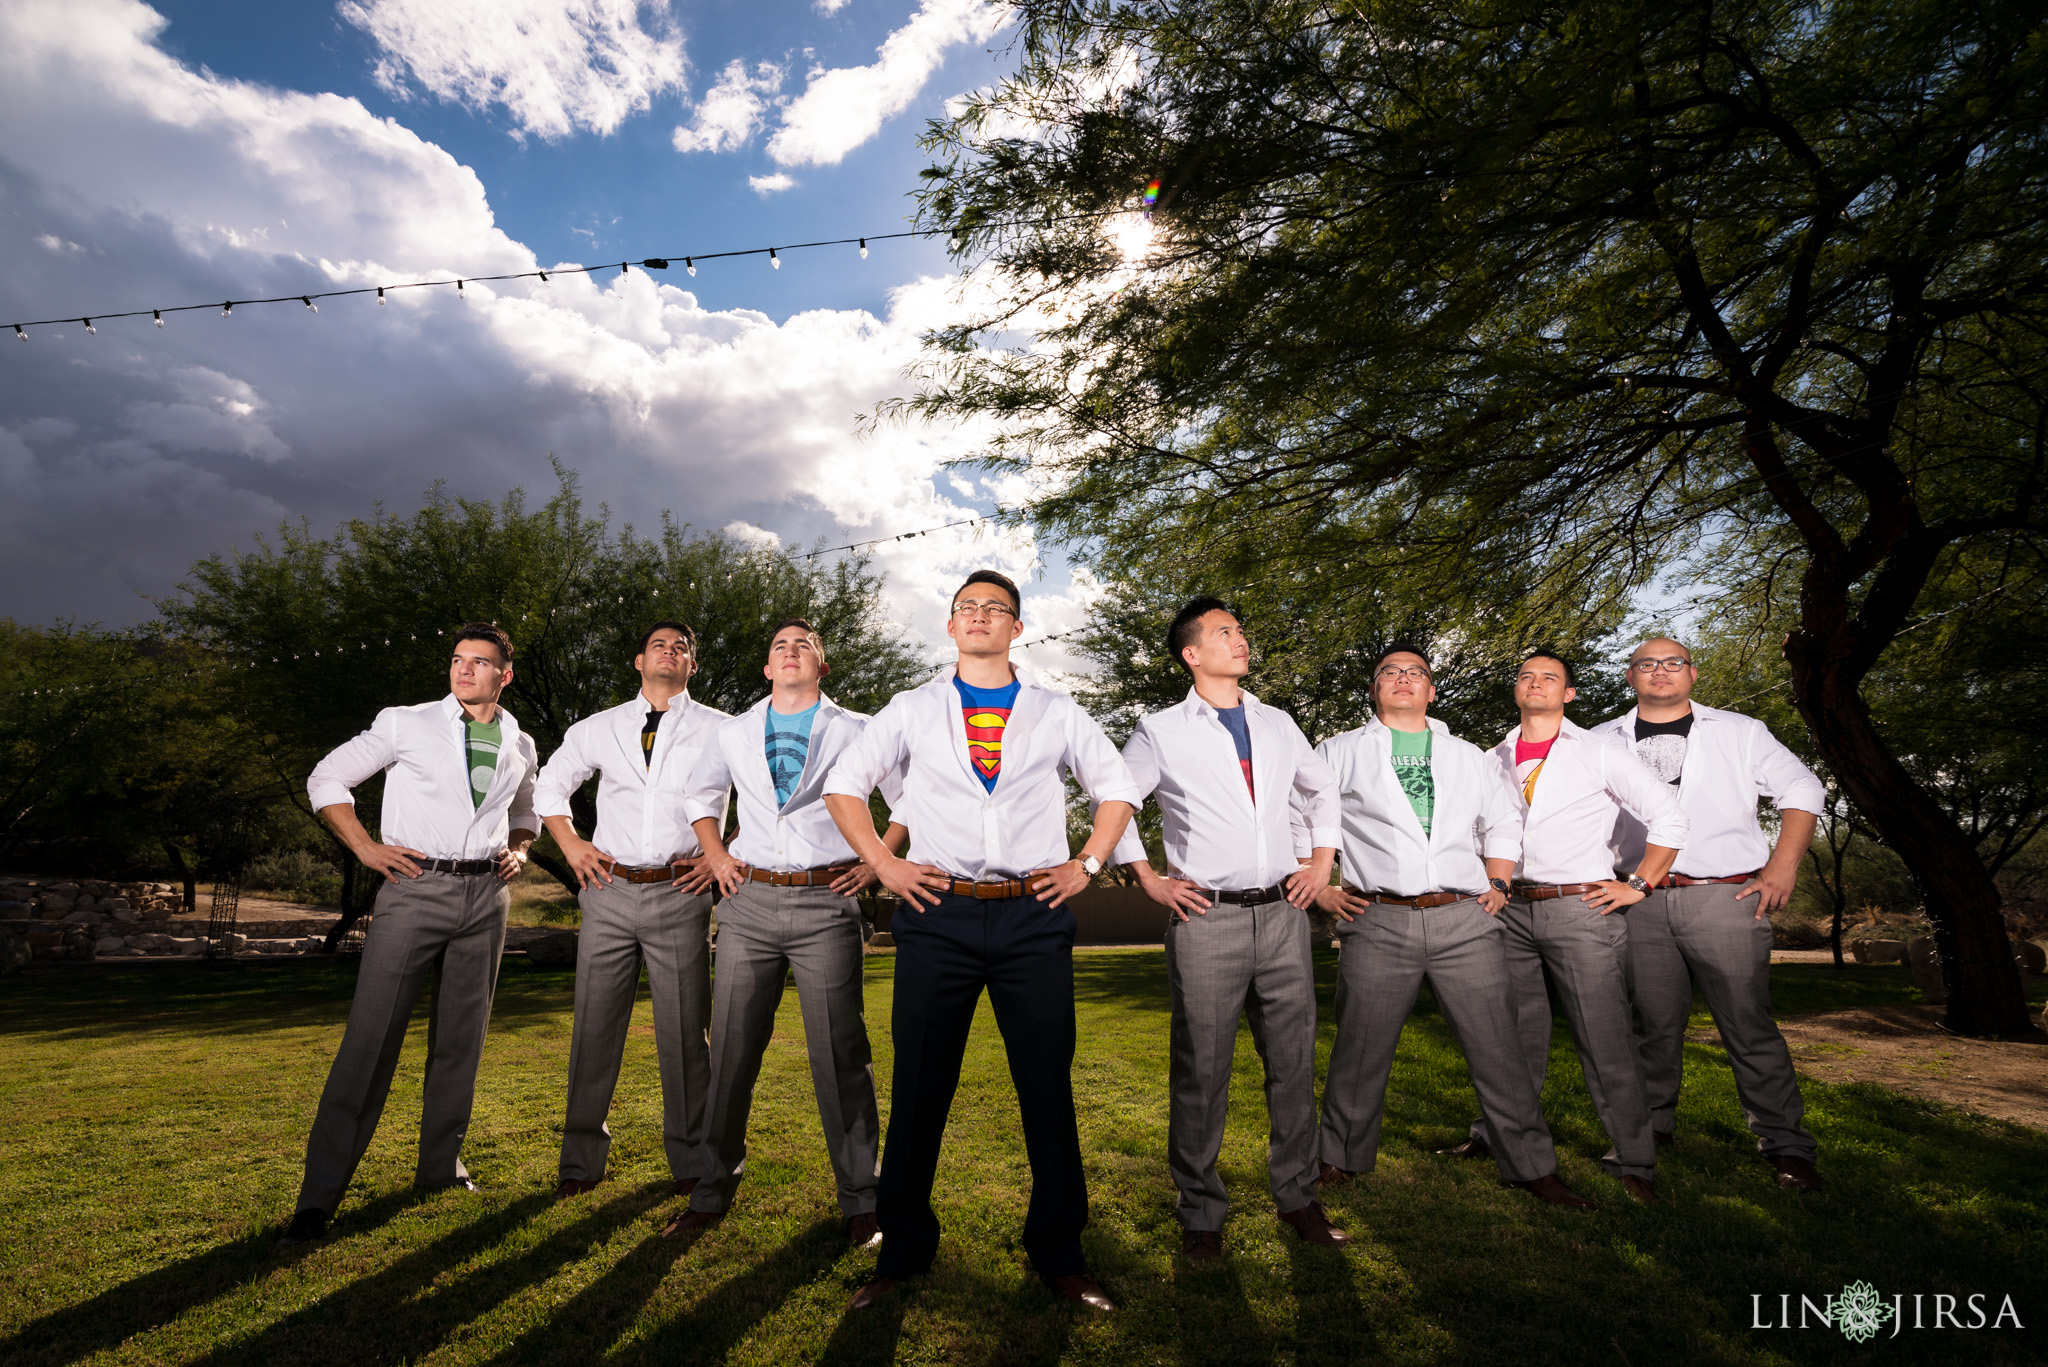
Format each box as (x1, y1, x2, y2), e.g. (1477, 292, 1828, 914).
(1633, 711, 1694, 786)
(641, 709, 663, 767)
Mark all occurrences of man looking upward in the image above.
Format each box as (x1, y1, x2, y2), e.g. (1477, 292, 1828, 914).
(1314, 645, 1591, 1207)
(1593, 638, 1827, 1191)
(1117, 597, 1347, 1261)
(533, 621, 729, 1209)
(668, 618, 908, 1245)
(277, 623, 538, 1249)
(824, 570, 1140, 1313)
(1468, 651, 1687, 1205)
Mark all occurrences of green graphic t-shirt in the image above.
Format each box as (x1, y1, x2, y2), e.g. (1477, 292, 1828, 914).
(465, 720, 502, 808)
(1388, 726, 1434, 836)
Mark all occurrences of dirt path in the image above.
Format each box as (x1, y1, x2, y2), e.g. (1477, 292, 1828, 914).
(1697, 1005, 2048, 1130)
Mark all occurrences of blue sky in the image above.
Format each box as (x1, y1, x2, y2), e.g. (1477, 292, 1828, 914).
(0, 0, 1095, 661)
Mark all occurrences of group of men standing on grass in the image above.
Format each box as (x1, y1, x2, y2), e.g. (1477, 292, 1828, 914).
(272, 568, 1828, 1317)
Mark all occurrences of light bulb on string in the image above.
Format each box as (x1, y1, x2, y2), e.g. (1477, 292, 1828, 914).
(456, 279, 465, 298)
(153, 310, 163, 328)
(301, 297, 317, 313)
(685, 258, 695, 276)
(221, 301, 233, 318)
(82, 318, 95, 335)
(538, 270, 549, 285)
(377, 287, 386, 305)
(859, 238, 868, 259)
(619, 262, 629, 275)
(769, 248, 780, 269)
(13, 325, 25, 341)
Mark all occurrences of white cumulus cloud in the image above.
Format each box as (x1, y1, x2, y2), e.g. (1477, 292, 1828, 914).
(767, 0, 1012, 167)
(671, 58, 784, 154)
(340, 0, 687, 140)
(748, 172, 796, 194)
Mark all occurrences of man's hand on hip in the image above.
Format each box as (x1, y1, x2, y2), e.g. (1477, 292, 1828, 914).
(1314, 883, 1371, 922)
(878, 855, 949, 909)
(357, 841, 427, 883)
(1134, 865, 1213, 921)
(1032, 860, 1091, 909)
(1734, 864, 1797, 918)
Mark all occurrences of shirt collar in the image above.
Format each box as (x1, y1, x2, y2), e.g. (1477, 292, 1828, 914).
(441, 693, 515, 731)
(1183, 685, 1257, 719)
(1364, 712, 1446, 739)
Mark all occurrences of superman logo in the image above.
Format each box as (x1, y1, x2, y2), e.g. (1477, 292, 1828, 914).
(963, 707, 1011, 780)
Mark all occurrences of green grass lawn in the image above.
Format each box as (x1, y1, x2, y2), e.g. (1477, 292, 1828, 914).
(1, 951, 2041, 1366)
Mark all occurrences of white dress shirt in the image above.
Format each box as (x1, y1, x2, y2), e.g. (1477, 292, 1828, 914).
(1489, 717, 1689, 885)
(1110, 687, 1337, 890)
(533, 691, 730, 866)
(683, 693, 903, 872)
(1318, 715, 1522, 896)
(1591, 702, 1826, 878)
(308, 694, 540, 860)
(823, 665, 1142, 879)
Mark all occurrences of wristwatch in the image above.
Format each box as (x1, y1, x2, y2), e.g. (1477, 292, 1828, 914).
(1625, 873, 1652, 894)
(1488, 877, 1510, 894)
(1080, 854, 1103, 876)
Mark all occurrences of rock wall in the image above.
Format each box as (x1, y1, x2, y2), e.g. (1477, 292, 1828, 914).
(0, 876, 188, 964)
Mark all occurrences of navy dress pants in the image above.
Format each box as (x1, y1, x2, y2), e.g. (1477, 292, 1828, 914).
(875, 890, 1089, 1282)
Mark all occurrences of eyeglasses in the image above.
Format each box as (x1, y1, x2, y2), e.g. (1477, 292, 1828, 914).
(1630, 657, 1693, 674)
(952, 600, 1017, 620)
(1375, 665, 1431, 682)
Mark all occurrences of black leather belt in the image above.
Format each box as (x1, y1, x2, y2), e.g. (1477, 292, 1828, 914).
(1198, 882, 1291, 906)
(421, 858, 496, 876)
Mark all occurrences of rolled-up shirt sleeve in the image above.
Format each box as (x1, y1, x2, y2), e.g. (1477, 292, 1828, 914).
(1065, 706, 1143, 810)
(1753, 725, 1827, 815)
(1479, 763, 1523, 864)
(307, 709, 397, 811)
(823, 701, 910, 802)
(506, 737, 540, 835)
(681, 738, 734, 828)
(1605, 745, 1690, 851)
(533, 728, 597, 821)
(1290, 732, 1340, 851)
(1110, 722, 1163, 867)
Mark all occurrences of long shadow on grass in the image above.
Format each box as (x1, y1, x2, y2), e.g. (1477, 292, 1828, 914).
(1073, 951, 1174, 1014)
(1285, 1231, 1373, 1366)
(1173, 1259, 1272, 1367)
(0, 1188, 418, 1367)
(516, 1217, 846, 1367)
(191, 1186, 664, 1367)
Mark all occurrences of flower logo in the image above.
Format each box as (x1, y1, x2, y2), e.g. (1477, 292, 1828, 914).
(1835, 1281, 1895, 1343)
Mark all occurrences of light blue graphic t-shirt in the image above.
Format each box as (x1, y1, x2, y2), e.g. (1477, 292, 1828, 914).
(766, 701, 822, 808)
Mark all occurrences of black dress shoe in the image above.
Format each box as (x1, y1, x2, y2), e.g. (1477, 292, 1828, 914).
(847, 1212, 882, 1249)
(1181, 1229, 1222, 1261)
(554, 1177, 601, 1199)
(1437, 1137, 1492, 1161)
(847, 1275, 898, 1311)
(661, 1207, 723, 1238)
(273, 1207, 327, 1251)
(1619, 1175, 1661, 1206)
(1279, 1202, 1351, 1246)
(1317, 1162, 1353, 1189)
(1505, 1174, 1595, 1209)
(1046, 1274, 1114, 1311)
(1767, 1154, 1825, 1192)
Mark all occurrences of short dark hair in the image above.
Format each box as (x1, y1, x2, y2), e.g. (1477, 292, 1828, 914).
(1166, 596, 1236, 677)
(640, 619, 696, 655)
(453, 621, 514, 664)
(954, 569, 1021, 617)
(1520, 648, 1576, 687)
(767, 616, 823, 658)
(1374, 641, 1432, 674)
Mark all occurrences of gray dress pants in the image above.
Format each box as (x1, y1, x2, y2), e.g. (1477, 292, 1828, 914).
(1164, 896, 1320, 1231)
(297, 870, 509, 1215)
(1629, 882, 1815, 1158)
(688, 881, 880, 1217)
(557, 879, 713, 1185)
(1320, 899, 1557, 1184)
(1471, 894, 1657, 1180)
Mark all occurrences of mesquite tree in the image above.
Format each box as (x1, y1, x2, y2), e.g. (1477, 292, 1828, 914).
(903, 0, 2048, 1031)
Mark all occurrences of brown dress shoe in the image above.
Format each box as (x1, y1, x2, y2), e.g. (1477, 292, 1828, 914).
(847, 1212, 883, 1249)
(553, 1177, 601, 1199)
(1653, 1130, 1675, 1147)
(1505, 1174, 1596, 1209)
(1181, 1229, 1222, 1261)
(673, 1177, 700, 1198)
(1768, 1154, 1825, 1192)
(1278, 1202, 1351, 1246)
(1317, 1162, 1353, 1189)
(660, 1207, 722, 1238)
(1619, 1175, 1661, 1206)
(847, 1275, 897, 1311)
(1437, 1136, 1492, 1161)
(1046, 1274, 1114, 1311)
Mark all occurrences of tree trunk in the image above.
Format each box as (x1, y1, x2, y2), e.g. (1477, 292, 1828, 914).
(323, 847, 381, 953)
(1784, 637, 2034, 1036)
(1830, 902, 1844, 969)
(529, 848, 581, 897)
(164, 840, 198, 916)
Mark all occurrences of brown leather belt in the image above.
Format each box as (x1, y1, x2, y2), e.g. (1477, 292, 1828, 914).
(1513, 882, 1601, 901)
(1666, 871, 1759, 887)
(1365, 889, 1474, 909)
(946, 875, 1050, 900)
(748, 864, 855, 888)
(599, 860, 687, 885)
